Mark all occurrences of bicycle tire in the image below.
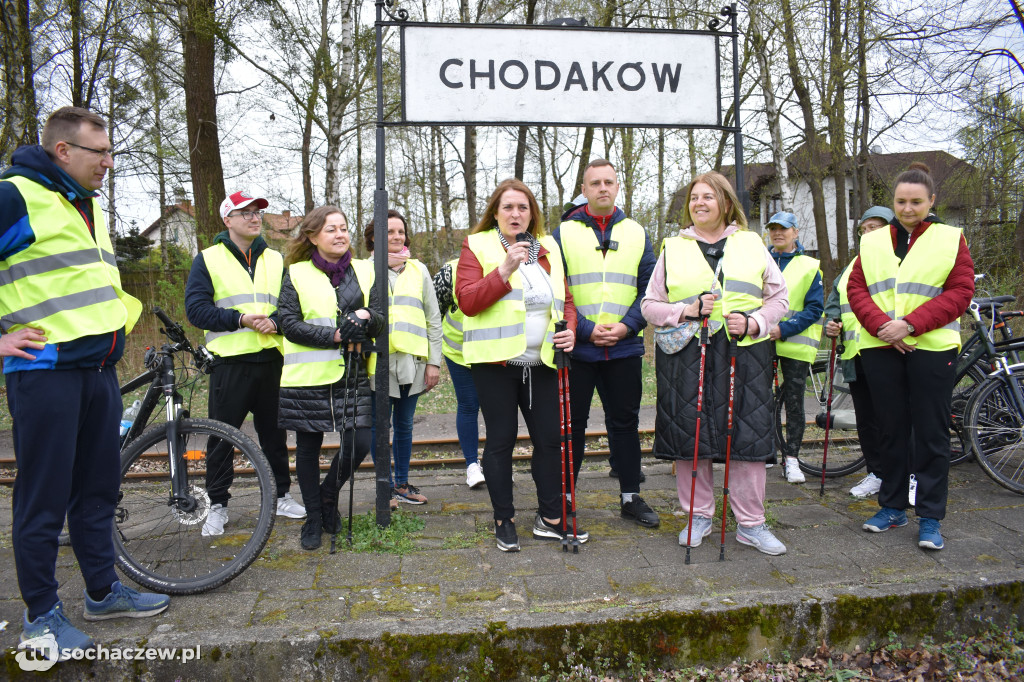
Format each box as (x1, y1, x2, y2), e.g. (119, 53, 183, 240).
(774, 360, 865, 478)
(964, 374, 1024, 495)
(950, 362, 987, 466)
(114, 418, 276, 594)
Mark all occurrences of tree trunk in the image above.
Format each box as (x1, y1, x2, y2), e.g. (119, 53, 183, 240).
(324, 0, 355, 207)
(657, 128, 666, 244)
(1, 0, 39, 149)
(178, 0, 225, 250)
(536, 126, 549, 219)
(748, 2, 793, 210)
(573, 127, 594, 199)
(465, 125, 478, 226)
(70, 0, 84, 107)
(827, 0, 850, 268)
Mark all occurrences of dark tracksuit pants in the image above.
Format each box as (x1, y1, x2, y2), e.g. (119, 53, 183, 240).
(206, 357, 291, 505)
(859, 347, 956, 519)
(294, 429, 370, 520)
(777, 355, 810, 459)
(472, 363, 563, 522)
(570, 355, 643, 494)
(10, 368, 122, 619)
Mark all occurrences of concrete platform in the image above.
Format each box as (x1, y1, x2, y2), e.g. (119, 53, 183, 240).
(1, 449, 1022, 679)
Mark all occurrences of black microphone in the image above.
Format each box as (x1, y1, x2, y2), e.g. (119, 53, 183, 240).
(515, 233, 530, 243)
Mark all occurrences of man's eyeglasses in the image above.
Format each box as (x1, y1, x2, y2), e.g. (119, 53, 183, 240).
(64, 141, 114, 159)
(229, 210, 265, 221)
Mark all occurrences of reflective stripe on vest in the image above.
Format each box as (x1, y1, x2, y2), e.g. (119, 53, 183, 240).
(387, 258, 429, 358)
(560, 218, 645, 336)
(440, 258, 468, 366)
(859, 223, 962, 352)
(0, 176, 141, 342)
(775, 253, 823, 362)
(662, 231, 767, 347)
(281, 259, 376, 387)
(462, 230, 566, 367)
(837, 261, 861, 360)
(201, 243, 284, 357)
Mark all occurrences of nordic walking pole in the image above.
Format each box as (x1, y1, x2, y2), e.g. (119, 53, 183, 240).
(685, 302, 711, 565)
(819, 318, 840, 497)
(346, 343, 362, 547)
(719, 317, 744, 561)
(554, 319, 580, 553)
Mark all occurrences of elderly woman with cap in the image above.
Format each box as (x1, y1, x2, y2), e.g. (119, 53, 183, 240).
(824, 206, 894, 498)
(765, 211, 825, 485)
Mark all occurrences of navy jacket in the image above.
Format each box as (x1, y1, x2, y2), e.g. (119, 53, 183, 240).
(185, 231, 281, 364)
(0, 145, 125, 372)
(770, 241, 825, 341)
(552, 204, 655, 362)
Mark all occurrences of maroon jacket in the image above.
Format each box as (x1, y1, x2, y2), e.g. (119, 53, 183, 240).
(455, 234, 577, 332)
(848, 222, 974, 339)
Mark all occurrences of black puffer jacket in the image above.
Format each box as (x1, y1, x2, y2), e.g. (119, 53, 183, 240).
(277, 263, 384, 433)
(653, 331, 775, 463)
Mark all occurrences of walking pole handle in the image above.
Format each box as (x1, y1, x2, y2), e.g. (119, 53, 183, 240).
(833, 317, 845, 355)
(554, 319, 569, 369)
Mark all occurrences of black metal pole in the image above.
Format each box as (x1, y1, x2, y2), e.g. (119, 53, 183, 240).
(373, 0, 392, 528)
(730, 3, 749, 217)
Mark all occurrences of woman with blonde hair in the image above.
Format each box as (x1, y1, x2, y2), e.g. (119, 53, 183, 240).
(455, 178, 578, 552)
(277, 206, 384, 550)
(642, 171, 789, 556)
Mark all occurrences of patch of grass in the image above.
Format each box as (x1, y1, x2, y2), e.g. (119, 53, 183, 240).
(341, 508, 425, 554)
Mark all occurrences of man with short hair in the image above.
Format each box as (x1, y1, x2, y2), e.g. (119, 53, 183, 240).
(552, 158, 660, 531)
(766, 211, 825, 484)
(0, 106, 169, 659)
(185, 191, 304, 536)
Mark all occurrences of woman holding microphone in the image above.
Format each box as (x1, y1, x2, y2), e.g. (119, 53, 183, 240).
(455, 178, 577, 552)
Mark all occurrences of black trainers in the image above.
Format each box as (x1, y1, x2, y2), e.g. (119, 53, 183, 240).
(301, 517, 323, 551)
(531, 513, 589, 543)
(620, 495, 660, 528)
(609, 468, 647, 483)
(495, 519, 520, 552)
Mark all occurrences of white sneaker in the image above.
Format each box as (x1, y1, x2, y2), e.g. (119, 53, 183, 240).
(202, 504, 228, 536)
(466, 462, 486, 488)
(784, 457, 806, 484)
(736, 523, 787, 555)
(276, 492, 306, 519)
(849, 472, 882, 498)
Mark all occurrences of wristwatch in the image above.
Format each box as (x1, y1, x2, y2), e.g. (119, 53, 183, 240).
(905, 322, 916, 335)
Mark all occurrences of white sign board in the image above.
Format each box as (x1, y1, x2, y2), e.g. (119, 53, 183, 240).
(400, 25, 721, 126)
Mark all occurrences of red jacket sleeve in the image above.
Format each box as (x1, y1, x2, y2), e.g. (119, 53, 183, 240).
(454, 237, 576, 334)
(903, 235, 974, 335)
(848, 258, 892, 335)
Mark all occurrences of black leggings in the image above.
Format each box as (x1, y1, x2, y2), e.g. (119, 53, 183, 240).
(294, 429, 371, 516)
(472, 363, 564, 522)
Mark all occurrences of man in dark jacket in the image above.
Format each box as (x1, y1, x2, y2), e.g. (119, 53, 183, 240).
(552, 159, 659, 528)
(1, 107, 168, 659)
(185, 192, 303, 536)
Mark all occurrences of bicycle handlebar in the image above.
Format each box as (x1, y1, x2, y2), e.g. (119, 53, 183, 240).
(150, 307, 215, 372)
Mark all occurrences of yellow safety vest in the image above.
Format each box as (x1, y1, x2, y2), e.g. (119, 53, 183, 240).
(662, 231, 768, 347)
(462, 230, 566, 368)
(837, 261, 861, 361)
(281, 259, 376, 387)
(440, 259, 467, 367)
(387, 258, 430, 358)
(201, 242, 284, 357)
(859, 223, 962, 352)
(774, 253, 824, 362)
(0, 176, 141, 342)
(559, 218, 645, 336)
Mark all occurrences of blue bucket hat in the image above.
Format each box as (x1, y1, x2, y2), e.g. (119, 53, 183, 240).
(766, 211, 798, 230)
(859, 206, 895, 224)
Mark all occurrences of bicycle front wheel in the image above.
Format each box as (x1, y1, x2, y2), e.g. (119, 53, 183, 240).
(965, 374, 1024, 495)
(114, 418, 276, 594)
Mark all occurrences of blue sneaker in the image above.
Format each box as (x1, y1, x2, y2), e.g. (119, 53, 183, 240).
(862, 507, 908, 533)
(918, 518, 944, 550)
(21, 601, 94, 662)
(83, 581, 170, 621)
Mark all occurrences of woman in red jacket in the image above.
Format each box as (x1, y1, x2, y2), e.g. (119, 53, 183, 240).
(847, 162, 974, 551)
(455, 178, 577, 552)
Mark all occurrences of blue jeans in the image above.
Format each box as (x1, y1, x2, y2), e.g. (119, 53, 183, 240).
(445, 356, 480, 466)
(370, 384, 420, 487)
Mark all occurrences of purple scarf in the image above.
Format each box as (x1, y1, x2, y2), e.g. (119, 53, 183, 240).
(311, 249, 352, 287)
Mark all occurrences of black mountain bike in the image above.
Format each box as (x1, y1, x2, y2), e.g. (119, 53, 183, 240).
(113, 307, 275, 594)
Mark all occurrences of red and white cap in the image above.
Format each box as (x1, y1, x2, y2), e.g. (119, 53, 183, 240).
(220, 191, 269, 219)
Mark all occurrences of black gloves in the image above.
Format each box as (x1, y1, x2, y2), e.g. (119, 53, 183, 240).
(337, 311, 367, 345)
